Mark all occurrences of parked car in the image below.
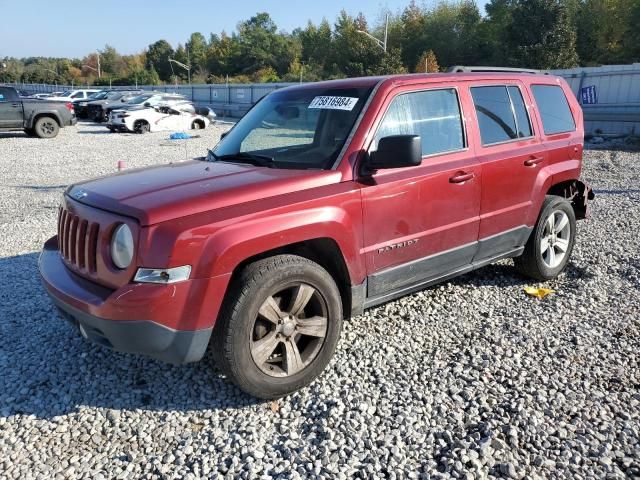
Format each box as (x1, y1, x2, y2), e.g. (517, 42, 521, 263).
(39, 68, 593, 398)
(108, 102, 215, 133)
(16, 89, 34, 97)
(85, 89, 144, 122)
(0, 86, 76, 138)
(72, 90, 108, 118)
(103, 92, 188, 124)
(48, 89, 101, 102)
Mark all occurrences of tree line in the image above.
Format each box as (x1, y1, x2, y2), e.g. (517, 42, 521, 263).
(1, 0, 639, 86)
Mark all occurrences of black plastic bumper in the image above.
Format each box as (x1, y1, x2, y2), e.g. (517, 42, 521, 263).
(51, 296, 212, 365)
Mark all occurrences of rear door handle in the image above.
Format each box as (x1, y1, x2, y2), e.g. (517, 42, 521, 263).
(524, 156, 544, 167)
(449, 171, 475, 184)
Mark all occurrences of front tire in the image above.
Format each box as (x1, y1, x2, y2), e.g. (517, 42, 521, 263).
(212, 255, 343, 399)
(515, 195, 576, 281)
(34, 116, 60, 138)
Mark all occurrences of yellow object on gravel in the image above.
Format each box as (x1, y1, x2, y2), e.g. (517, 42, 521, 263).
(523, 286, 556, 299)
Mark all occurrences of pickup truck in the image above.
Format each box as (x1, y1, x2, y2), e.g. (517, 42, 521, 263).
(0, 86, 76, 138)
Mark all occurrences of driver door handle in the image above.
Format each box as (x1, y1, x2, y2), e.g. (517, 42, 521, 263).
(449, 171, 475, 184)
(524, 156, 544, 167)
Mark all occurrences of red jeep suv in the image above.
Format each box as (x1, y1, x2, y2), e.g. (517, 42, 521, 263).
(40, 67, 593, 398)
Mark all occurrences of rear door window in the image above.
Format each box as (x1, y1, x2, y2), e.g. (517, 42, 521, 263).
(507, 86, 533, 138)
(471, 86, 518, 145)
(531, 85, 576, 135)
(374, 88, 465, 156)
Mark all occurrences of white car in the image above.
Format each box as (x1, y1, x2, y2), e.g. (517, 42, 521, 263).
(108, 102, 216, 134)
(47, 89, 101, 101)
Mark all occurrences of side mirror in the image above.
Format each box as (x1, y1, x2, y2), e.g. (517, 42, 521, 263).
(367, 135, 422, 171)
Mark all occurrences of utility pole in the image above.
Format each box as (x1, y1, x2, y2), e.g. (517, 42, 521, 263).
(96, 52, 101, 78)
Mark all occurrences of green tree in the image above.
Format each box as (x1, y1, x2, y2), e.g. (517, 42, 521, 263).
(186, 32, 208, 71)
(504, 0, 578, 69)
(146, 40, 174, 81)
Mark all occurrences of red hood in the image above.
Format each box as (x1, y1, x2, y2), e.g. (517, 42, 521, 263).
(68, 160, 342, 225)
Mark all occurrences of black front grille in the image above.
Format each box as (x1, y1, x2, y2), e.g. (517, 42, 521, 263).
(58, 207, 99, 273)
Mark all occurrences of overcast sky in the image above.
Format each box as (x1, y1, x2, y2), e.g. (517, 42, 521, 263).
(0, 0, 490, 58)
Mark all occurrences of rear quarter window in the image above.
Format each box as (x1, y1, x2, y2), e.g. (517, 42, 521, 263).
(531, 85, 576, 135)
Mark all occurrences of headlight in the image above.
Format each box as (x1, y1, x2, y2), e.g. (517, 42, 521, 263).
(110, 224, 134, 269)
(134, 266, 191, 284)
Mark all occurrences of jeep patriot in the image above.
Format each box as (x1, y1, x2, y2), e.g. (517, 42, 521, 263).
(40, 67, 593, 398)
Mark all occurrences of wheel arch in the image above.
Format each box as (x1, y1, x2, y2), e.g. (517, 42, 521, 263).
(547, 179, 594, 220)
(32, 112, 62, 128)
(229, 238, 354, 320)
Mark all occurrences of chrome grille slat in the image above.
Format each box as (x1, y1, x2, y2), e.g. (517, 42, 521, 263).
(77, 219, 88, 269)
(69, 216, 78, 264)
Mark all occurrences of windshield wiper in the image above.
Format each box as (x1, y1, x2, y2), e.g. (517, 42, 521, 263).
(214, 152, 276, 168)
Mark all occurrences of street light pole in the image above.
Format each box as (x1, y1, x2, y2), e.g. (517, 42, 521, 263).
(168, 57, 191, 85)
(357, 12, 389, 53)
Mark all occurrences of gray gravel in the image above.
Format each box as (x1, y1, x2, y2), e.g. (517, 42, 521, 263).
(0, 122, 639, 479)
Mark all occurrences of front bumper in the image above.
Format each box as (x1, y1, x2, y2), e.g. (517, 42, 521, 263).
(38, 237, 221, 364)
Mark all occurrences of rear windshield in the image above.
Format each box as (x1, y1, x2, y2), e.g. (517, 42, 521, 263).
(212, 85, 374, 170)
(531, 85, 576, 135)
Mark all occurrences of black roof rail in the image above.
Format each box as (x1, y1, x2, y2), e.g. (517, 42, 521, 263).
(447, 65, 549, 75)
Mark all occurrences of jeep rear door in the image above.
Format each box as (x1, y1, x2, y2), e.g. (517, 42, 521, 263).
(0, 87, 24, 128)
(468, 82, 543, 261)
(359, 85, 481, 301)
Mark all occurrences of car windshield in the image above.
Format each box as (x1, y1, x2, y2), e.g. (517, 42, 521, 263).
(128, 94, 153, 104)
(211, 85, 374, 170)
(60, 90, 73, 97)
(91, 91, 108, 100)
(106, 92, 123, 99)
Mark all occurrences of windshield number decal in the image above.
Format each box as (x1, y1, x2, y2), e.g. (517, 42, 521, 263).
(309, 96, 358, 111)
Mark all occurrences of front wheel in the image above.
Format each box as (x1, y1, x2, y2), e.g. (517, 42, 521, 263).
(515, 195, 576, 281)
(212, 255, 343, 399)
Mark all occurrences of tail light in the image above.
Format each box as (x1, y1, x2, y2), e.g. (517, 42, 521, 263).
(65, 102, 74, 112)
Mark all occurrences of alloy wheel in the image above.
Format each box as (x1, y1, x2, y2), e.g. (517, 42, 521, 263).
(250, 283, 328, 378)
(540, 210, 571, 268)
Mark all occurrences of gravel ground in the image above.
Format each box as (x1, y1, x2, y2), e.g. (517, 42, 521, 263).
(0, 122, 638, 479)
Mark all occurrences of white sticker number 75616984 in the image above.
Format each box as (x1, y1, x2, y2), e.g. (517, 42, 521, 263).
(308, 96, 359, 111)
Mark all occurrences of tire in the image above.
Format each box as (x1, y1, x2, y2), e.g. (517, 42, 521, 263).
(514, 195, 576, 281)
(191, 120, 202, 130)
(212, 255, 343, 399)
(34, 116, 60, 139)
(107, 126, 116, 132)
(133, 120, 150, 134)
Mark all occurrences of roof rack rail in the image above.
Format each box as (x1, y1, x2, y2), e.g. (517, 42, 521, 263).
(447, 66, 549, 75)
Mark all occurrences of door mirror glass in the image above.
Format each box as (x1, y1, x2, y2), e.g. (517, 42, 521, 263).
(367, 135, 422, 171)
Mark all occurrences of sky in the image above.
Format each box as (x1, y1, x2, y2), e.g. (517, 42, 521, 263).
(0, 0, 489, 59)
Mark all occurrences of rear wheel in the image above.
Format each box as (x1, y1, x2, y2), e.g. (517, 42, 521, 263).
(34, 116, 60, 138)
(191, 120, 203, 130)
(133, 120, 150, 134)
(515, 195, 576, 281)
(212, 255, 343, 399)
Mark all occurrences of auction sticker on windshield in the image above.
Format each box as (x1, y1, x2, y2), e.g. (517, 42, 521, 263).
(309, 96, 359, 111)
